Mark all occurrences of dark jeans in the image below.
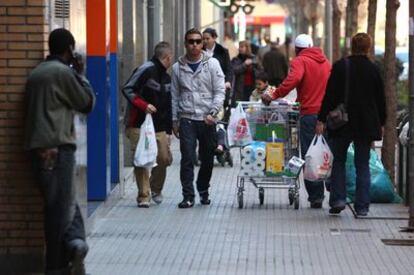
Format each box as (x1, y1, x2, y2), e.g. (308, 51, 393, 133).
(329, 136, 371, 212)
(216, 127, 226, 148)
(300, 115, 325, 203)
(179, 118, 216, 200)
(31, 145, 86, 274)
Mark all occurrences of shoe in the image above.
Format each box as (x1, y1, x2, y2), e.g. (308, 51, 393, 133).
(178, 199, 194, 208)
(356, 209, 368, 216)
(151, 193, 163, 204)
(138, 201, 150, 208)
(310, 202, 322, 209)
(329, 205, 345, 214)
(67, 239, 88, 275)
(200, 194, 211, 205)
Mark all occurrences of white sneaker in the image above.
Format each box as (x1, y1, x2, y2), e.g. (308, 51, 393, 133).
(152, 193, 163, 204)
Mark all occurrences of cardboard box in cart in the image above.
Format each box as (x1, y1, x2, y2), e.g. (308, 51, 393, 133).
(265, 142, 284, 176)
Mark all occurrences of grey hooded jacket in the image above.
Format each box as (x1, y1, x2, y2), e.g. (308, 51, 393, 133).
(171, 53, 225, 121)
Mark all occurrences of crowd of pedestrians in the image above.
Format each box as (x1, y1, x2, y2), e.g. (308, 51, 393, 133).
(24, 27, 386, 274)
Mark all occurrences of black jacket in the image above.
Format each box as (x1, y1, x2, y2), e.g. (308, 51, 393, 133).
(122, 57, 172, 134)
(318, 55, 386, 141)
(204, 43, 233, 83)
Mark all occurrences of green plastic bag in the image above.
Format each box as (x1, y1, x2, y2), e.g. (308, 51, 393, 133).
(345, 144, 401, 203)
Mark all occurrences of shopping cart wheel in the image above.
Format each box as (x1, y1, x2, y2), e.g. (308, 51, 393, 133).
(294, 195, 299, 210)
(288, 190, 294, 205)
(237, 191, 243, 209)
(259, 188, 264, 205)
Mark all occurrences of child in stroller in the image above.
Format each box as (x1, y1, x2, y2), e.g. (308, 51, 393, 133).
(215, 121, 233, 167)
(194, 87, 233, 167)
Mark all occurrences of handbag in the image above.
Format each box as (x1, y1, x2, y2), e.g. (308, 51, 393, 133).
(326, 58, 350, 130)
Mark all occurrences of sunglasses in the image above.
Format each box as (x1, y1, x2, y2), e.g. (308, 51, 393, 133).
(186, 39, 202, 45)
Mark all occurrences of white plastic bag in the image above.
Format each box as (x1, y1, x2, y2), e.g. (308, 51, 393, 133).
(304, 135, 333, 181)
(133, 114, 158, 168)
(227, 103, 253, 147)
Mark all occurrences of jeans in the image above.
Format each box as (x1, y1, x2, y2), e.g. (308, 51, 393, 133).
(216, 126, 227, 149)
(31, 145, 86, 274)
(179, 118, 216, 200)
(300, 115, 325, 203)
(329, 136, 371, 212)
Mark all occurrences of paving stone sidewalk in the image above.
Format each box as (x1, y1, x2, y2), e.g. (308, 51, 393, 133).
(85, 138, 414, 275)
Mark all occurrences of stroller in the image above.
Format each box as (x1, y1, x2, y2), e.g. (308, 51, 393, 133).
(194, 88, 234, 167)
(214, 87, 234, 167)
(215, 121, 233, 167)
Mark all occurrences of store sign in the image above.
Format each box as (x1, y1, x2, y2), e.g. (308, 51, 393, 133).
(230, 16, 285, 25)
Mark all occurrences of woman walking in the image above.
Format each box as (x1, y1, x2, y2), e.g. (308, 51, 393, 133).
(316, 33, 386, 216)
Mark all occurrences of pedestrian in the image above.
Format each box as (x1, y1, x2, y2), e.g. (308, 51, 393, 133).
(24, 28, 95, 275)
(123, 41, 174, 208)
(231, 40, 259, 102)
(262, 41, 288, 87)
(262, 34, 331, 208)
(171, 28, 225, 208)
(249, 71, 274, 102)
(256, 33, 271, 68)
(202, 28, 234, 156)
(202, 28, 233, 92)
(316, 33, 386, 216)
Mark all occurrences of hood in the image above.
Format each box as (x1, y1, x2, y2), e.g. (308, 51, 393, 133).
(298, 47, 327, 63)
(178, 52, 211, 65)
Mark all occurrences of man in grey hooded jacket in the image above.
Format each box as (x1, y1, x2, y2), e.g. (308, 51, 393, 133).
(171, 28, 225, 208)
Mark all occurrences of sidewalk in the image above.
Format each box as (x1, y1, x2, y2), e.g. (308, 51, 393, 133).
(85, 138, 414, 275)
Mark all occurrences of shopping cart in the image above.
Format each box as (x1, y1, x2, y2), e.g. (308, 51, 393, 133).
(234, 101, 304, 209)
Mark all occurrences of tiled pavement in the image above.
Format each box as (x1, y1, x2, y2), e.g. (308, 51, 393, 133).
(85, 138, 414, 275)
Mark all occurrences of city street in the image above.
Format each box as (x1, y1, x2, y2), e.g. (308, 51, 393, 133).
(85, 139, 414, 275)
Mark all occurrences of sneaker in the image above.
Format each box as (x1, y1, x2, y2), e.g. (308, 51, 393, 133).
(151, 193, 163, 204)
(67, 239, 88, 275)
(356, 209, 368, 216)
(178, 199, 194, 208)
(138, 201, 150, 208)
(200, 194, 211, 205)
(310, 202, 322, 209)
(329, 205, 345, 214)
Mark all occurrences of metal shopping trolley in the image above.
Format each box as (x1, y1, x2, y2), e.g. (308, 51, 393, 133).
(235, 101, 304, 209)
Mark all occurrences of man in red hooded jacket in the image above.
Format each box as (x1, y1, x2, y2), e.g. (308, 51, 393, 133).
(262, 34, 331, 208)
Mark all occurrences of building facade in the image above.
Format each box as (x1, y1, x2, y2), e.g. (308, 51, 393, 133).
(0, 0, 200, 273)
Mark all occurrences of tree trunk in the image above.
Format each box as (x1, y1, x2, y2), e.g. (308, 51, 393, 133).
(345, 0, 360, 56)
(298, 0, 310, 34)
(367, 0, 377, 59)
(332, 0, 342, 62)
(381, 0, 400, 184)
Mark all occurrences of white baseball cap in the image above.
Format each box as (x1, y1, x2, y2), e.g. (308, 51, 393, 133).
(294, 34, 313, 48)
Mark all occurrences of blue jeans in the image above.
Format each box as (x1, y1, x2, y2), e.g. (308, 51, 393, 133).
(300, 115, 325, 203)
(31, 145, 86, 274)
(329, 136, 371, 212)
(179, 118, 216, 200)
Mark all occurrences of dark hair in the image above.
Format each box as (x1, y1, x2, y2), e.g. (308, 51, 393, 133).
(202, 28, 218, 38)
(154, 41, 172, 59)
(255, 71, 269, 82)
(184, 28, 202, 41)
(351, 33, 371, 56)
(48, 28, 75, 55)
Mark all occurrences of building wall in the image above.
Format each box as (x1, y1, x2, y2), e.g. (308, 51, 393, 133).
(0, 0, 47, 273)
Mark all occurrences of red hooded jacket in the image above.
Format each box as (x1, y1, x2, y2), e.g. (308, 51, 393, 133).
(270, 48, 331, 115)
